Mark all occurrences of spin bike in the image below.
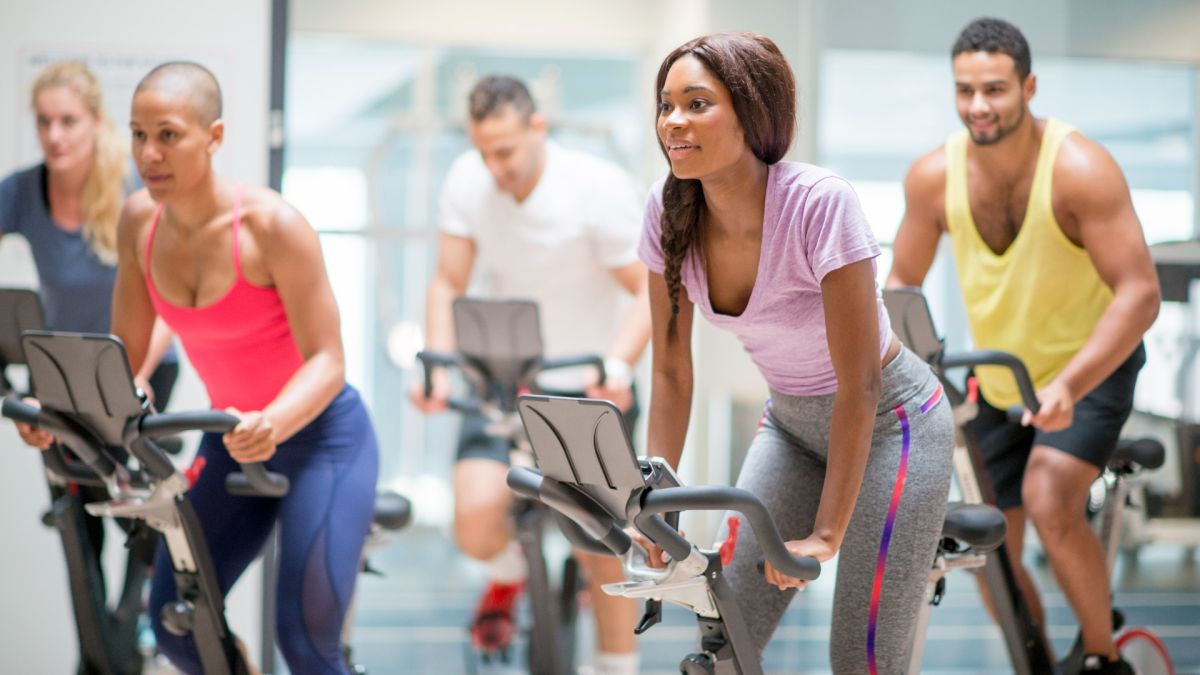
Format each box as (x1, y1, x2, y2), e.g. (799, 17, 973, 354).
(0, 289, 155, 675)
(506, 394, 1010, 675)
(884, 287, 1174, 675)
(415, 297, 609, 674)
(1, 330, 288, 675)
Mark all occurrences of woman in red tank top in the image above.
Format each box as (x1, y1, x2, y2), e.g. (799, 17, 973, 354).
(111, 62, 379, 675)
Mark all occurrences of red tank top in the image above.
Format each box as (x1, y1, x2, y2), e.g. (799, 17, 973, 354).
(145, 188, 304, 411)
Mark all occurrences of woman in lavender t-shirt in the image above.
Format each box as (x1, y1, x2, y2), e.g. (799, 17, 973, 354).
(639, 33, 954, 673)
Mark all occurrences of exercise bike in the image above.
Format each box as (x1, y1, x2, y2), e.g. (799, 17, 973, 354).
(1, 330, 288, 675)
(884, 287, 1174, 675)
(0, 289, 155, 675)
(415, 297, 609, 674)
(506, 394, 1010, 675)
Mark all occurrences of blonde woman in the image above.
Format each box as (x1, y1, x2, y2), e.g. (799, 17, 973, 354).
(0, 65, 180, 661)
(1, 62, 178, 417)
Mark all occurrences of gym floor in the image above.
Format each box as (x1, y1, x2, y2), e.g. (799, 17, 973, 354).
(345, 529, 1200, 675)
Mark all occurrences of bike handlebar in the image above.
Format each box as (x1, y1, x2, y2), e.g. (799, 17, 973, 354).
(3, 398, 120, 480)
(508, 466, 820, 582)
(636, 486, 821, 582)
(415, 351, 483, 414)
(507, 467, 631, 556)
(416, 349, 607, 413)
(939, 350, 1041, 419)
(137, 410, 288, 498)
(4, 400, 288, 498)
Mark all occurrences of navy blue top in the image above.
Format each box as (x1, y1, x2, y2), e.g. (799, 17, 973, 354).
(0, 164, 176, 362)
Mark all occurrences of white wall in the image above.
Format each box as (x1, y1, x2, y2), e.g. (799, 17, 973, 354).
(0, 1, 271, 670)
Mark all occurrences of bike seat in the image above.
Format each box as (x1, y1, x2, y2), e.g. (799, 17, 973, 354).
(1109, 438, 1165, 472)
(942, 502, 1006, 552)
(373, 490, 412, 531)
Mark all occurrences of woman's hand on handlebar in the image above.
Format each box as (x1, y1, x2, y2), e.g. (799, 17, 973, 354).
(764, 535, 837, 591)
(222, 408, 278, 462)
(625, 525, 683, 569)
(14, 398, 55, 450)
(134, 374, 156, 406)
(1023, 380, 1074, 432)
(408, 368, 451, 414)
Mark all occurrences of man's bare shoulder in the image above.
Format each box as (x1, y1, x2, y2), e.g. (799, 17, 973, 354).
(906, 147, 947, 188)
(903, 146, 948, 214)
(1054, 129, 1127, 198)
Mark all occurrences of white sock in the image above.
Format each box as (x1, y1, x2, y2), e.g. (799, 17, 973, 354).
(484, 540, 527, 584)
(594, 650, 640, 675)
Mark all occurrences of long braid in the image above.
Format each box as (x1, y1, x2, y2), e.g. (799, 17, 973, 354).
(660, 174, 704, 337)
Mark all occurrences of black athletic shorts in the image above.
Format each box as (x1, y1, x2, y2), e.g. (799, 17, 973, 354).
(456, 387, 641, 464)
(965, 343, 1145, 510)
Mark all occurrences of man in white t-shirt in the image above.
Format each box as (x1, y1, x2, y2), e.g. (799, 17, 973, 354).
(410, 75, 649, 675)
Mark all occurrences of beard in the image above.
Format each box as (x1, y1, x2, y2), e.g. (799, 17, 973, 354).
(968, 106, 1025, 146)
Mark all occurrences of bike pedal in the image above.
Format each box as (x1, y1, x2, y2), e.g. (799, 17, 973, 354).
(634, 598, 663, 635)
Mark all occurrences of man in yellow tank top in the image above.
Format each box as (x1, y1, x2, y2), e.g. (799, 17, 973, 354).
(888, 18, 1160, 675)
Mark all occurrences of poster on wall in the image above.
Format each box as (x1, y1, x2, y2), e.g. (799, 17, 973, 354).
(18, 46, 232, 174)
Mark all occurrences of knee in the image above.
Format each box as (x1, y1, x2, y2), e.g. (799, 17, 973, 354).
(454, 501, 510, 560)
(1022, 481, 1081, 541)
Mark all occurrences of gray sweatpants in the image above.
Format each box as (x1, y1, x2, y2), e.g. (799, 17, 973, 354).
(723, 347, 954, 674)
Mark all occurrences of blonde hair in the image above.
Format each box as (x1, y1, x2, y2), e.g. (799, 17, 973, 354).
(31, 62, 126, 261)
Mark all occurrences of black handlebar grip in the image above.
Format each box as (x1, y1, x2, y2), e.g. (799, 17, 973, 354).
(756, 556, 818, 583)
(225, 462, 289, 498)
(507, 466, 543, 500)
(140, 411, 239, 437)
(1, 398, 40, 426)
(550, 510, 622, 557)
(415, 351, 458, 398)
(3, 400, 120, 479)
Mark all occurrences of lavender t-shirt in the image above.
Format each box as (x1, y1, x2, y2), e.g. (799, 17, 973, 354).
(639, 161, 891, 396)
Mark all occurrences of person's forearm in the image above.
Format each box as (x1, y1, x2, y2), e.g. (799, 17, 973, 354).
(811, 385, 879, 547)
(646, 368, 693, 469)
(135, 318, 173, 380)
(425, 276, 460, 353)
(606, 283, 652, 366)
(261, 352, 344, 443)
(1055, 283, 1159, 401)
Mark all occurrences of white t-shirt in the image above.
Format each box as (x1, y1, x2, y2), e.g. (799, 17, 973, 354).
(439, 142, 642, 358)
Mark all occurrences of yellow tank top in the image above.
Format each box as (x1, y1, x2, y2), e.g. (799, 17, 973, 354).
(945, 118, 1112, 409)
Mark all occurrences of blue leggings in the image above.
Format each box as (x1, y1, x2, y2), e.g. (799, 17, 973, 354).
(150, 386, 379, 674)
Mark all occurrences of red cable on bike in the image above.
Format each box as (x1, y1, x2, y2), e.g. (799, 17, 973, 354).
(719, 515, 740, 566)
(183, 456, 207, 489)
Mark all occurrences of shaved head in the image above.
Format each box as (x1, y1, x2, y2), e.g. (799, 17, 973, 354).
(135, 61, 222, 125)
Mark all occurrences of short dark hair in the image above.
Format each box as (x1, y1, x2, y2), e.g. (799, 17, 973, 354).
(467, 75, 535, 122)
(952, 18, 1032, 81)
